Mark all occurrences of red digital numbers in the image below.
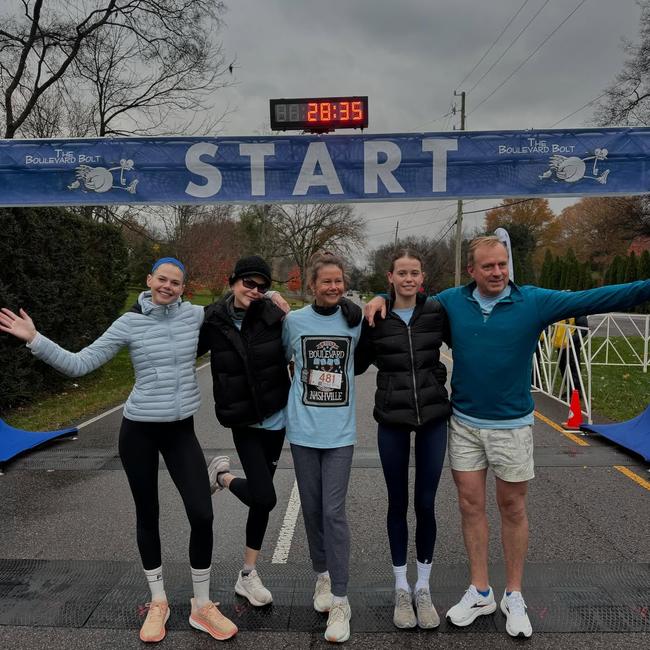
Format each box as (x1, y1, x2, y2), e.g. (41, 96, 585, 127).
(271, 97, 366, 130)
(308, 101, 364, 124)
(320, 102, 332, 121)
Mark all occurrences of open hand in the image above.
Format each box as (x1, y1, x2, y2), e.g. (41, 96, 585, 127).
(0, 308, 38, 343)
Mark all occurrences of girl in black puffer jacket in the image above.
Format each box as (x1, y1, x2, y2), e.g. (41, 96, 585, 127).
(197, 256, 290, 608)
(356, 249, 450, 631)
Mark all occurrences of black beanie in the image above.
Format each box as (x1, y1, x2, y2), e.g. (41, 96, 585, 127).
(229, 255, 272, 285)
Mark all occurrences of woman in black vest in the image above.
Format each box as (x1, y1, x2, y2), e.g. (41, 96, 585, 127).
(197, 256, 290, 607)
(356, 249, 450, 631)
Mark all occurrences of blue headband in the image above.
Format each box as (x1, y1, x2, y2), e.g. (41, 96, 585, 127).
(151, 257, 186, 276)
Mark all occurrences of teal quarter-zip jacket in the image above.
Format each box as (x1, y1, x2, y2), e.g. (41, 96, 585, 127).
(436, 280, 650, 420)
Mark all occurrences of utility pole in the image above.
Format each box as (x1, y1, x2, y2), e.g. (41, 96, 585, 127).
(453, 90, 466, 286)
(394, 221, 399, 247)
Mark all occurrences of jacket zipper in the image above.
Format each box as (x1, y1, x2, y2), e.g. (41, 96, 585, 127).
(167, 304, 181, 419)
(241, 319, 263, 423)
(406, 324, 421, 425)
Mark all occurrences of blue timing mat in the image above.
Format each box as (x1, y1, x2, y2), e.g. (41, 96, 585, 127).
(0, 418, 77, 464)
(580, 404, 650, 462)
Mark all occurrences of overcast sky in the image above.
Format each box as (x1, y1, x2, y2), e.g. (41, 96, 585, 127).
(215, 0, 643, 259)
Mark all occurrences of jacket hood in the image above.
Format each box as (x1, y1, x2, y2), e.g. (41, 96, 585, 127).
(136, 290, 182, 315)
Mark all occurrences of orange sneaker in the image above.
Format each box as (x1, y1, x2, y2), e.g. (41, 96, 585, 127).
(139, 600, 170, 643)
(189, 598, 238, 640)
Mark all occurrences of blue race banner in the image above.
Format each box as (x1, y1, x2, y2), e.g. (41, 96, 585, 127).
(0, 127, 648, 206)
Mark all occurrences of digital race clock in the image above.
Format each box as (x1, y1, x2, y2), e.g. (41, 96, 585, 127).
(270, 96, 368, 132)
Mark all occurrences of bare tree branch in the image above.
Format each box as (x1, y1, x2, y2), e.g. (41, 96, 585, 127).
(0, 0, 232, 138)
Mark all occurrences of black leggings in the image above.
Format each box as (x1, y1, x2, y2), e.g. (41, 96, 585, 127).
(229, 426, 285, 551)
(377, 418, 447, 566)
(119, 416, 213, 570)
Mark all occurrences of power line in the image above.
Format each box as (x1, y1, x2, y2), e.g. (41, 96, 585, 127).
(362, 199, 479, 224)
(456, 0, 534, 91)
(462, 198, 535, 215)
(371, 210, 459, 237)
(549, 80, 627, 128)
(431, 216, 459, 248)
(467, 0, 551, 95)
(413, 104, 455, 132)
(469, 0, 588, 116)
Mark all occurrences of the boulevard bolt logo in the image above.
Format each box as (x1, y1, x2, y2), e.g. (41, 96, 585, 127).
(24, 148, 139, 194)
(498, 137, 610, 186)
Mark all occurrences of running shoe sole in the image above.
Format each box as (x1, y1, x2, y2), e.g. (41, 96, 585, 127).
(189, 614, 238, 640)
(446, 601, 497, 627)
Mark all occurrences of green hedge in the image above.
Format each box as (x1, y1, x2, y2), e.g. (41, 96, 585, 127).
(0, 208, 128, 411)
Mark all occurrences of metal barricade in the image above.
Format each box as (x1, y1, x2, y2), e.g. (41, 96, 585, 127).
(587, 313, 649, 373)
(532, 313, 650, 423)
(532, 321, 592, 423)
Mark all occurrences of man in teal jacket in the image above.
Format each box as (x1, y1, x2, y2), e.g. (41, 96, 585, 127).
(366, 235, 650, 639)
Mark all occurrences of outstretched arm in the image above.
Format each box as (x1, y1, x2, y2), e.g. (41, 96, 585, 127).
(1, 307, 129, 377)
(0, 308, 37, 342)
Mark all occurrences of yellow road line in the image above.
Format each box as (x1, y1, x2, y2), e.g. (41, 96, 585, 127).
(613, 465, 650, 491)
(534, 410, 590, 446)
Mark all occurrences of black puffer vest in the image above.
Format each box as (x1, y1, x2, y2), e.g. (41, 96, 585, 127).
(357, 294, 450, 427)
(198, 297, 290, 427)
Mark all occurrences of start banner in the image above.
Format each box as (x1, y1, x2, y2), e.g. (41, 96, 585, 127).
(0, 127, 648, 206)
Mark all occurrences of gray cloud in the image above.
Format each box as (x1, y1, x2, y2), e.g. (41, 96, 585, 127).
(215, 1, 643, 257)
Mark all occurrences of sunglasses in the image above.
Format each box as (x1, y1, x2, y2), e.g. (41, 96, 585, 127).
(241, 277, 270, 293)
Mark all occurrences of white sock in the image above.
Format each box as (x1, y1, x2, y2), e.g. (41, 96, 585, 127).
(242, 562, 255, 576)
(144, 566, 166, 602)
(415, 560, 432, 592)
(392, 564, 410, 592)
(191, 565, 211, 607)
(318, 570, 330, 579)
(332, 595, 348, 605)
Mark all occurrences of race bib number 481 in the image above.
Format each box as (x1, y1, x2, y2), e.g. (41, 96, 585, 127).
(300, 335, 351, 407)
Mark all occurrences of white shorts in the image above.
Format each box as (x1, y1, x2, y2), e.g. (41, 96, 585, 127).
(448, 415, 535, 482)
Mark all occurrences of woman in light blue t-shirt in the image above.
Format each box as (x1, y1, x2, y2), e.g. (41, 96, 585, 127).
(281, 252, 362, 644)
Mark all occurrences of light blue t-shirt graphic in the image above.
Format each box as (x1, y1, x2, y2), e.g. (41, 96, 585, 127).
(282, 305, 362, 449)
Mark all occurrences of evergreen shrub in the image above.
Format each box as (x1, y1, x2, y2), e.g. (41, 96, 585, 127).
(0, 208, 128, 411)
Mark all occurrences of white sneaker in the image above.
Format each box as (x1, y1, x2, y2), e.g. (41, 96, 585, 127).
(207, 455, 230, 494)
(234, 569, 273, 606)
(392, 588, 416, 628)
(313, 573, 333, 613)
(500, 590, 533, 638)
(446, 585, 497, 626)
(324, 599, 351, 643)
(414, 588, 440, 629)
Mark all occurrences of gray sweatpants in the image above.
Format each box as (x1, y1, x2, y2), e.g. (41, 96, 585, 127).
(290, 443, 354, 597)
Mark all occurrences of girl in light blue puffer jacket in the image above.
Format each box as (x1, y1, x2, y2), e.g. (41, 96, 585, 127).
(0, 258, 237, 643)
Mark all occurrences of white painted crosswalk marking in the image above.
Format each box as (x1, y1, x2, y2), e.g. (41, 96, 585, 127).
(271, 480, 301, 564)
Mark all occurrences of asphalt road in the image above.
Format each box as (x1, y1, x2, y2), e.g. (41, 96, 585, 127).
(1, 356, 648, 649)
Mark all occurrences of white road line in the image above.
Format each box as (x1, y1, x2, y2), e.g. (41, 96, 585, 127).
(75, 361, 210, 429)
(271, 480, 301, 564)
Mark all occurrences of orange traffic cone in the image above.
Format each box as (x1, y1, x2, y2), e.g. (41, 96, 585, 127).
(562, 389, 583, 430)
